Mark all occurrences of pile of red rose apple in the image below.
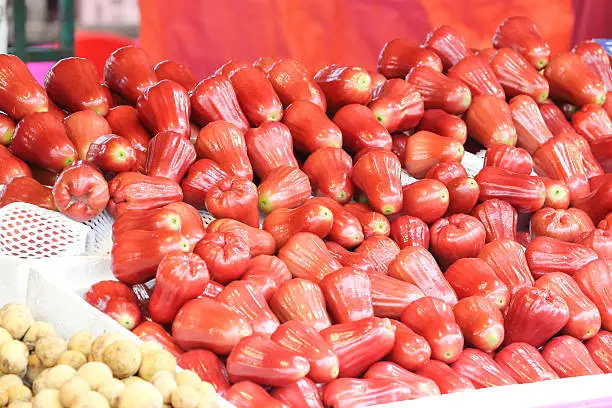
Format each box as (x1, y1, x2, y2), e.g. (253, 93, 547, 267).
(2, 14, 612, 408)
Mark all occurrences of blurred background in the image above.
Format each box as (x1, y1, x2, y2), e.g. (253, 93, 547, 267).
(5, 0, 612, 82)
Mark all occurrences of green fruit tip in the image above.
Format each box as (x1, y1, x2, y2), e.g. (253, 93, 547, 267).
(35, 106, 49, 113)
(170, 215, 182, 229)
(461, 93, 472, 107)
(381, 204, 396, 215)
(375, 114, 385, 123)
(94, 107, 106, 115)
(355, 73, 372, 91)
(268, 111, 281, 121)
(375, 221, 389, 233)
(64, 157, 75, 166)
(337, 191, 348, 201)
(595, 93, 606, 106)
(1, 129, 13, 145)
(538, 90, 550, 103)
(258, 197, 272, 213)
(535, 58, 548, 70)
(321, 208, 333, 218)
(180, 238, 192, 252)
(118, 316, 135, 330)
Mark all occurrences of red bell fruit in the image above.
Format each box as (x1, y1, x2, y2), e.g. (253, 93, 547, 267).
(10, 112, 77, 171)
(388, 321, 431, 371)
(401, 297, 463, 363)
(217, 281, 279, 336)
(538, 177, 571, 210)
(573, 41, 612, 92)
(530, 207, 595, 243)
(207, 218, 276, 257)
(241, 255, 292, 301)
(368, 79, 424, 132)
(216, 60, 250, 78)
(84, 280, 137, 312)
(112, 207, 181, 241)
(278, 232, 341, 283)
(451, 348, 517, 389)
(445, 258, 511, 309)
(405, 67, 472, 114)
(526, 236, 599, 278)
(353, 236, 401, 275)
(579, 228, 612, 260)
(416, 109, 467, 144)
(107, 172, 183, 217)
(344, 203, 390, 239)
(332, 104, 391, 153)
(244, 122, 298, 180)
(535, 272, 601, 340)
(271, 378, 324, 408)
(190, 75, 249, 132)
(258, 165, 311, 213)
(154, 60, 196, 90)
(104, 46, 157, 103)
(364, 361, 440, 398)
(320, 268, 373, 323)
(45, 57, 111, 115)
(225, 382, 286, 408)
(321, 317, 395, 377)
(352, 148, 403, 215)
(315, 64, 374, 112)
(323, 377, 416, 408)
(401, 180, 450, 223)
(205, 176, 258, 228)
(585, 330, 612, 373)
(177, 349, 230, 392)
(484, 143, 533, 175)
(268, 58, 326, 110)
(148, 253, 210, 324)
(495, 343, 559, 383)
(545, 52, 606, 106)
(194, 232, 250, 284)
(282, 100, 342, 153)
(475, 167, 545, 213)
(430, 214, 486, 269)
(52, 161, 109, 222)
(264, 202, 333, 249)
(164, 201, 206, 249)
(377, 39, 443, 78)
(404, 131, 464, 178)
(146, 131, 196, 182)
(503, 287, 570, 347)
(105, 105, 151, 169)
(541, 335, 603, 377)
(229, 67, 283, 125)
(271, 320, 340, 383)
(309, 197, 364, 248)
(373, 271, 426, 320)
(0, 113, 16, 145)
(180, 159, 227, 210)
(445, 177, 480, 215)
(303, 147, 353, 204)
(572, 104, 612, 144)
(425, 25, 472, 71)
(509, 95, 554, 155)
(269, 278, 332, 332)
(0, 55, 49, 120)
(539, 102, 575, 137)
(453, 297, 504, 352)
(196, 120, 252, 179)
(104, 297, 141, 330)
(492, 16, 551, 69)
(465, 95, 517, 147)
(447, 56, 505, 100)
(489, 48, 549, 102)
(136, 79, 190, 139)
(479, 239, 534, 296)
(574, 260, 612, 331)
(590, 136, 612, 173)
(425, 161, 468, 185)
(172, 297, 252, 354)
(416, 360, 475, 394)
(86, 134, 136, 174)
(111, 230, 190, 284)
(63, 110, 112, 162)
(574, 179, 612, 224)
(389, 246, 457, 305)
(389, 215, 430, 249)
(0, 145, 31, 184)
(132, 320, 184, 358)
(0, 176, 56, 210)
(471, 199, 518, 243)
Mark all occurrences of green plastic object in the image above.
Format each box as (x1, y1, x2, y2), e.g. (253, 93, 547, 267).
(8, 0, 74, 61)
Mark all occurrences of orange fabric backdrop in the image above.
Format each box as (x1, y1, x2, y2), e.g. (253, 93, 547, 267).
(138, 0, 573, 79)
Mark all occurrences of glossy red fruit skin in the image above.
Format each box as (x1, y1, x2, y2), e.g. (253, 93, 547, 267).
(378, 39, 443, 79)
(401, 297, 463, 363)
(541, 335, 604, 378)
(571, 104, 612, 143)
(241, 255, 291, 301)
(574, 179, 612, 224)
(84, 280, 137, 312)
(196, 120, 253, 180)
(368, 79, 424, 132)
(103, 297, 141, 329)
(52, 161, 109, 222)
(545, 52, 606, 106)
(112, 208, 181, 242)
(268, 59, 326, 110)
(574, 41, 612, 92)
(492, 16, 551, 69)
(352, 236, 400, 275)
(369, 71, 387, 94)
(180, 159, 227, 210)
(63, 110, 112, 162)
(526, 236, 599, 278)
(599, 213, 612, 230)
(425, 25, 472, 71)
(206, 176, 259, 228)
(244, 122, 298, 180)
(314, 65, 373, 112)
(475, 167, 545, 213)
(309, 197, 364, 248)
(0, 145, 31, 184)
(270, 278, 332, 332)
(489, 48, 549, 102)
(105, 105, 151, 169)
(352, 148, 403, 215)
(0, 54, 49, 120)
(465, 95, 517, 147)
(479, 239, 535, 297)
(471, 199, 518, 243)
(229, 66, 283, 125)
(530, 207, 595, 243)
(365, 361, 440, 398)
(226, 381, 287, 408)
(429, 214, 486, 269)
(132, 320, 183, 358)
(390, 215, 430, 249)
(154, 60, 196, 90)
(10, 112, 77, 172)
(453, 297, 504, 352)
(189, 75, 249, 132)
(484, 144, 533, 175)
(104, 46, 157, 103)
(332, 104, 392, 154)
(0, 113, 16, 145)
(574, 260, 612, 331)
(404, 131, 464, 178)
(271, 378, 324, 408)
(425, 161, 468, 185)
(405, 66, 472, 114)
(415, 360, 475, 394)
(590, 136, 612, 173)
(503, 286, 570, 347)
(445, 258, 511, 309)
(216, 60, 250, 78)
(416, 109, 467, 144)
(445, 177, 480, 215)
(164, 201, 205, 249)
(145, 130, 196, 182)
(278, 232, 341, 283)
(177, 349, 229, 392)
(282, 100, 342, 153)
(579, 228, 612, 260)
(401, 179, 449, 224)
(303, 147, 353, 204)
(320, 267, 373, 323)
(258, 166, 311, 214)
(388, 321, 431, 371)
(495, 342, 559, 383)
(538, 177, 571, 210)
(86, 134, 137, 174)
(193, 232, 250, 284)
(539, 102, 575, 137)
(207, 218, 276, 257)
(136, 79, 191, 139)
(389, 246, 457, 305)
(271, 320, 340, 384)
(323, 377, 416, 408)
(0, 176, 56, 211)
(344, 203, 390, 239)
(447, 56, 505, 99)
(320, 317, 395, 378)
(585, 330, 612, 373)
(508, 95, 554, 154)
(264, 202, 333, 249)
(451, 348, 518, 389)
